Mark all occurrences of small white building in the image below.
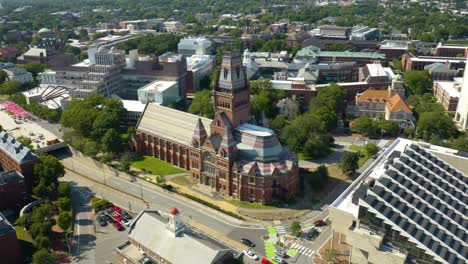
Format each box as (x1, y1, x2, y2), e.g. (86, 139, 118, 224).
(178, 37, 213, 56)
(276, 98, 299, 119)
(137, 80, 179, 105)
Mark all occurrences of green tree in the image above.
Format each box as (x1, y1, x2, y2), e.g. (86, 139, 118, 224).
(269, 115, 289, 138)
(58, 211, 72, 231)
(351, 116, 379, 138)
(34, 235, 51, 249)
(32, 249, 56, 264)
(15, 213, 32, 230)
(57, 182, 71, 197)
(282, 113, 326, 153)
(0, 70, 7, 84)
(64, 45, 81, 55)
(339, 152, 360, 176)
(310, 84, 346, 113)
(378, 119, 400, 137)
(20, 62, 46, 79)
(310, 107, 339, 131)
(83, 140, 100, 157)
(416, 111, 458, 140)
(16, 136, 34, 150)
(34, 154, 65, 186)
(101, 128, 122, 153)
(119, 153, 132, 173)
(189, 89, 214, 118)
(57, 197, 71, 211)
(0, 80, 21, 96)
(403, 70, 433, 95)
(363, 143, 379, 157)
(303, 134, 333, 159)
(290, 221, 302, 236)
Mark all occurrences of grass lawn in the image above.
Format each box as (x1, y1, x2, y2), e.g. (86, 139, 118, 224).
(223, 197, 276, 209)
(168, 175, 193, 186)
(348, 145, 364, 152)
(298, 147, 335, 161)
(267, 226, 277, 237)
(287, 248, 298, 257)
(15, 226, 36, 259)
(131, 155, 186, 175)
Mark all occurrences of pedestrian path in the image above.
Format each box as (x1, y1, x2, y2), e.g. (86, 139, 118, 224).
(290, 242, 315, 258)
(275, 225, 287, 235)
(335, 141, 352, 147)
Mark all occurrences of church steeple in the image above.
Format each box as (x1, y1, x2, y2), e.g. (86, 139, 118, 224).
(213, 50, 251, 127)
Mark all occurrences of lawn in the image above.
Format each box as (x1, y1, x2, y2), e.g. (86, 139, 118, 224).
(223, 197, 276, 209)
(168, 175, 193, 186)
(131, 155, 186, 175)
(298, 147, 335, 161)
(267, 226, 277, 237)
(348, 145, 364, 152)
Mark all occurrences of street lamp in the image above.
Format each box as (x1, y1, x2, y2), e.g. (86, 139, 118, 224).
(65, 231, 73, 257)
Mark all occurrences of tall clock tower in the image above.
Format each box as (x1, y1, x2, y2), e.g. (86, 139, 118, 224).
(213, 50, 251, 127)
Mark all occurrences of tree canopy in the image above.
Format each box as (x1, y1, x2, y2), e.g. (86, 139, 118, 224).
(188, 89, 214, 118)
(403, 70, 433, 95)
(339, 152, 360, 176)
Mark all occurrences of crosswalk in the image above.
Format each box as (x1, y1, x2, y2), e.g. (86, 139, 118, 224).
(290, 243, 315, 258)
(275, 225, 287, 235)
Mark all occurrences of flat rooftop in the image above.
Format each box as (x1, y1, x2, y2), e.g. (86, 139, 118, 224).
(139, 80, 177, 92)
(0, 105, 61, 150)
(435, 80, 461, 98)
(121, 100, 146, 113)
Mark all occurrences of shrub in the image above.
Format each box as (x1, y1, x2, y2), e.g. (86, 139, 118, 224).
(91, 197, 113, 212)
(57, 197, 71, 211)
(57, 182, 71, 197)
(58, 211, 72, 231)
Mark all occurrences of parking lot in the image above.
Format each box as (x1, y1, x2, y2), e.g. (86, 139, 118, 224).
(94, 207, 136, 264)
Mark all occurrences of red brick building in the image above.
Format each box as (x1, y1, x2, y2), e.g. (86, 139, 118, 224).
(0, 171, 27, 210)
(0, 131, 39, 193)
(0, 212, 23, 264)
(133, 51, 300, 204)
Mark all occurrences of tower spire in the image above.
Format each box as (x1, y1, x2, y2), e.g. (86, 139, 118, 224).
(191, 117, 207, 147)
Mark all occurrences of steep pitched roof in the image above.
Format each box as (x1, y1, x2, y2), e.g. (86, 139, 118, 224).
(356, 89, 389, 103)
(387, 93, 411, 113)
(191, 117, 207, 146)
(0, 130, 38, 164)
(137, 104, 212, 146)
(220, 126, 236, 157)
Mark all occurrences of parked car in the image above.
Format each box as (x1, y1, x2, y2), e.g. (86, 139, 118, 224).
(275, 248, 287, 258)
(112, 212, 124, 221)
(242, 250, 259, 260)
(313, 220, 327, 227)
(113, 221, 124, 231)
(121, 218, 131, 227)
(261, 258, 271, 264)
(272, 256, 285, 263)
(240, 238, 255, 247)
(97, 216, 107, 227)
(112, 206, 122, 213)
(103, 214, 113, 223)
(120, 210, 133, 220)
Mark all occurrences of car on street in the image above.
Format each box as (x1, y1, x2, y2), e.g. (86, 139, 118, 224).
(274, 248, 287, 258)
(112, 206, 122, 213)
(121, 218, 131, 227)
(113, 221, 124, 231)
(313, 220, 327, 227)
(106, 208, 114, 214)
(261, 258, 271, 264)
(97, 216, 107, 227)
(272, 256, 285, 263)
(120, 210, 133, 220)
(240, 238, 255, 247)
(242, 250, 259, 260)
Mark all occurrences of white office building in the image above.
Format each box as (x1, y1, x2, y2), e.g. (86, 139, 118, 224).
(454, 58, 468, 130)
(137, 80, 179, 105)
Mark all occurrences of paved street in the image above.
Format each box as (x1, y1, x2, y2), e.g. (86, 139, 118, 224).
(69, 179, 96, 264)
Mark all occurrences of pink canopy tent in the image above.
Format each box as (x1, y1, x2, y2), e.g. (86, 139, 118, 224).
(1, 101, 29, 116)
